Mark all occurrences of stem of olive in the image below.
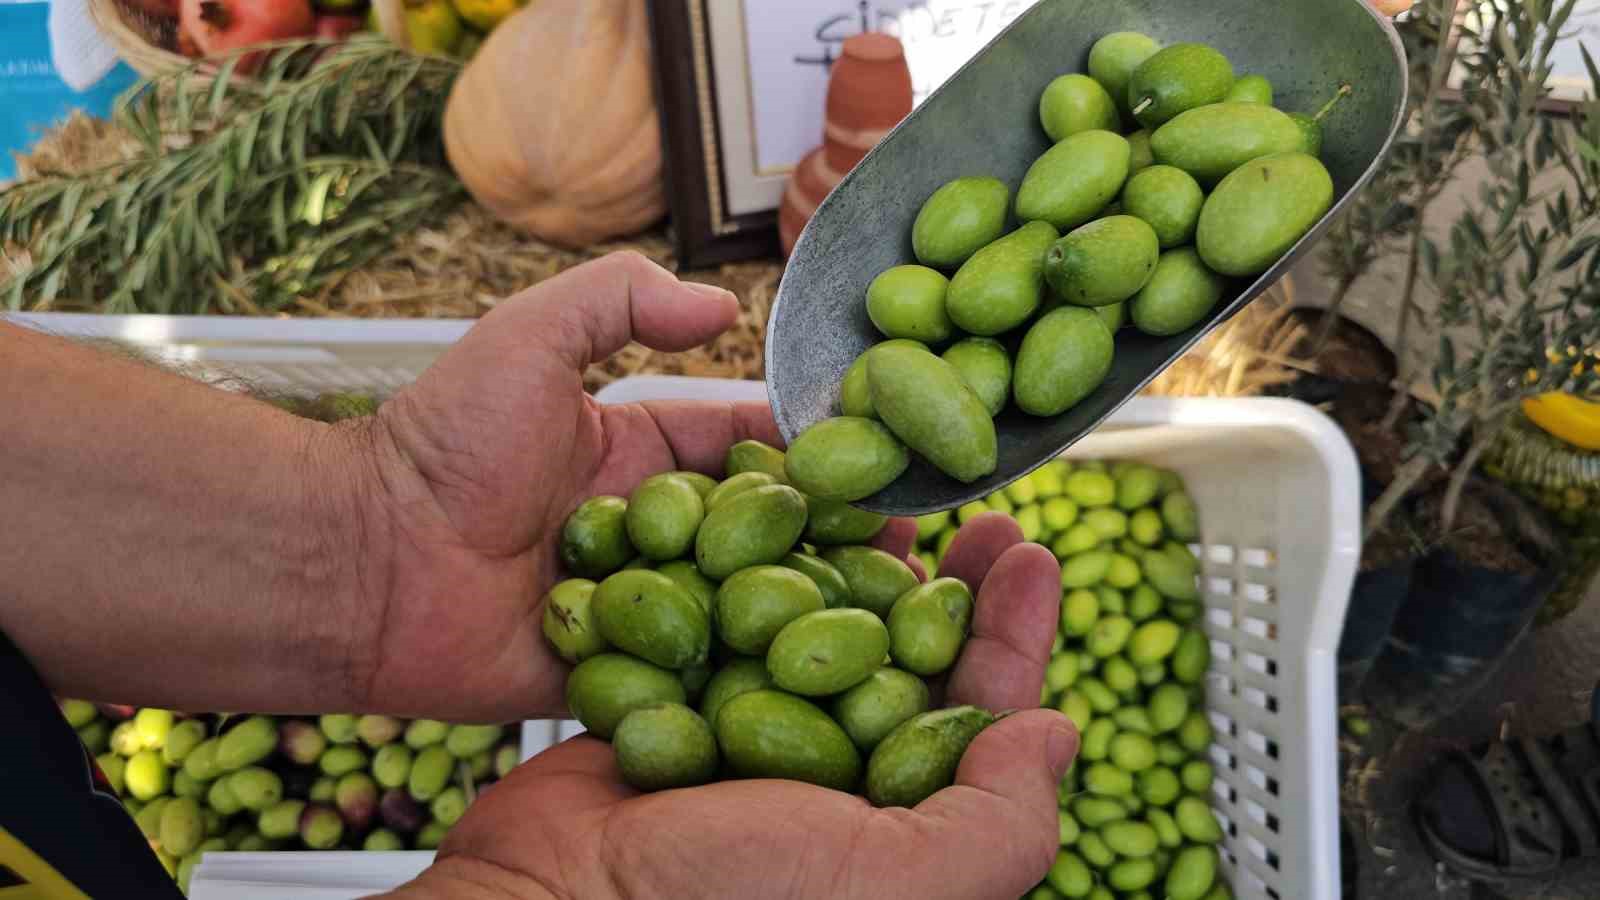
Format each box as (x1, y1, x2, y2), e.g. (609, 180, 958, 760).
(1132, 97, 1154, 117)
(1314, 83, 1355, 123)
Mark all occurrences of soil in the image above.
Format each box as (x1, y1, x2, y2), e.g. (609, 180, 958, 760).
(1362, 512, 1421, 572)
(1332, 382, 1451, 494)
(1414, 478, 1558, 577)
(1285, 307, 1399, 385)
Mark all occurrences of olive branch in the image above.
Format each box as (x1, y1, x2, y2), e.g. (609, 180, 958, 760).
(0, 36, 466, 314)
(1339, 0, 1600, 540)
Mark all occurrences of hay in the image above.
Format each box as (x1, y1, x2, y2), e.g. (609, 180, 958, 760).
(10, 112, 1306, 399)
(1141, 277, 1305, 399)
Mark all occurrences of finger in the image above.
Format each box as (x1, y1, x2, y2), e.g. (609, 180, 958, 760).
(519, 733, 621, 779)
(588, 400, 781, 497)
(867, 516, 917, 561)
(507, 251, 739, 371)
(945, 542, 1061, 712)
(855, 709, 1075, 900)
(906, 553, 928, 582)
(936, 512, 1024, 592)
(438, 735, 635, 864)
(503, 733, 636, 803)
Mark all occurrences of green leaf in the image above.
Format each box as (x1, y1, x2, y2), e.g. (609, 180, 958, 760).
(177, 197, 196, 256)
(267, 105, 290, 166)
(1556, 234, 1600, 270)
(357, 123, 387, 166)
(334, 81, 357, 137)
(208, 60, 240, 119)
(270, 179, 289, 252)
(386, 93, 408, 161)
(291, 118, 309, 173)
(212, 166, 233, 224)
(236, 115, 261, 173)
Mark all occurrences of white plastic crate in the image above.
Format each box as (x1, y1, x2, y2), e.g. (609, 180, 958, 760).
(3, 312, 474, 397)
(592, 376, 1362, 900)
(8, 312, 1359, 900)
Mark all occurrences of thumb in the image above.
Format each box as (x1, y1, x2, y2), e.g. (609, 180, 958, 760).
(870, 709, 1078, 900)
(512, 250, 739, 371)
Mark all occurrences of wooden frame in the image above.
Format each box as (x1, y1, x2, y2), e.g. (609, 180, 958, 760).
(646, 0, 782, 270)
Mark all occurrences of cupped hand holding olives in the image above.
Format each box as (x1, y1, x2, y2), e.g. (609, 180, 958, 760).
(388, 509, 1078, 900)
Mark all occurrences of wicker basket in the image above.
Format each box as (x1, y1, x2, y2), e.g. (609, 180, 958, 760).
(88, 0, 410, 78)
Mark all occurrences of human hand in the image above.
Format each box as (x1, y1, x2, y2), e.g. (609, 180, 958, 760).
(334, 251, 797, 722)
(383, 514, 1075, 900)
(342, 250, 1020, 726)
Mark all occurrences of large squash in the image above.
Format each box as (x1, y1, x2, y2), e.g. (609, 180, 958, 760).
(443, 0, 665, 247)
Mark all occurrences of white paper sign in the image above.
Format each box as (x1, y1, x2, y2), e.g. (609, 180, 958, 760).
(708, 0, 1042, 216)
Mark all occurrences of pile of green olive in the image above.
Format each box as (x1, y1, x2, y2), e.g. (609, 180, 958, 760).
(544, 440, 991, 807)
(59, 703, 515, 894)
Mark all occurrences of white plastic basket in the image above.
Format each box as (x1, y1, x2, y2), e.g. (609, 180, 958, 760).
(3, 312, 474, 397)
(590, 376, 1362, 900)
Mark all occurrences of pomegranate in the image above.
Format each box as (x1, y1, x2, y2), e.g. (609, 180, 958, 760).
(314, 14, 365, 40)
(179, 0, 316, 73)
(125, 0, 181, 19)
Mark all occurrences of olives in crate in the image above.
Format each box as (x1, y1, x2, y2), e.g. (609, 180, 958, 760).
(906, 457, 1231, 900)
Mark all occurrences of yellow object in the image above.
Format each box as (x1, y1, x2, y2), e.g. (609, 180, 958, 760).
(0, 826, 92, 900)
(452, 0, 526, 31)
(1523, 392, 1600, 451)
(371, 0, 465, 56)
(442, 0, 667, 248)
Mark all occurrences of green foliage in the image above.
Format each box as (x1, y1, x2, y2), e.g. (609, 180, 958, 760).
(0, 37, 465, 314)
(1356, 0, 1600, 537)
(1320, 0, 1480, 291)
(1420, 0, 1600, 455)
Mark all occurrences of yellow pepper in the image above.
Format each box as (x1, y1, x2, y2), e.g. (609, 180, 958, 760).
(1523, 392, 1600, 451)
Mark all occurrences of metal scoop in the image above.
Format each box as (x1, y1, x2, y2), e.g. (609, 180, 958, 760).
(764, 0, 1407, 516)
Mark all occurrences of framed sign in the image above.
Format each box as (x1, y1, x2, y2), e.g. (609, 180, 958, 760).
(648, 0, 1042, 269)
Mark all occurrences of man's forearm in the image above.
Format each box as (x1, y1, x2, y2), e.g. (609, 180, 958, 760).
(0, 322, 383, 714)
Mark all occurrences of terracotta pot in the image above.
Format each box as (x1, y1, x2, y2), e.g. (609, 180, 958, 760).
(823, 32, 913, 174)
(779, 147, 848, 257)
(782, 32, 911, 257)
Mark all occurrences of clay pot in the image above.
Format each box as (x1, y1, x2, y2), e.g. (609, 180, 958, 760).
(780, 32, 913, 258)
(779, 148, 848, 257)
(824, 33, 914, 173)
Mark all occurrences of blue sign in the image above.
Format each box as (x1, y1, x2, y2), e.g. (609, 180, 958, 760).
(0, 1, 140, 182)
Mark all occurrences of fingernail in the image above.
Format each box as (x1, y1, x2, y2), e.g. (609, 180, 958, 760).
(1047, 720, 1079, 779)
(685, 281, 732, 300)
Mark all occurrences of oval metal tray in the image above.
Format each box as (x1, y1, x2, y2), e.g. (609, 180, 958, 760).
(765, 0, 1408, 516)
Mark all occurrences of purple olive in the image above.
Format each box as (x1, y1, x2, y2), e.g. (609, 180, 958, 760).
(378, 789, 426, 834)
